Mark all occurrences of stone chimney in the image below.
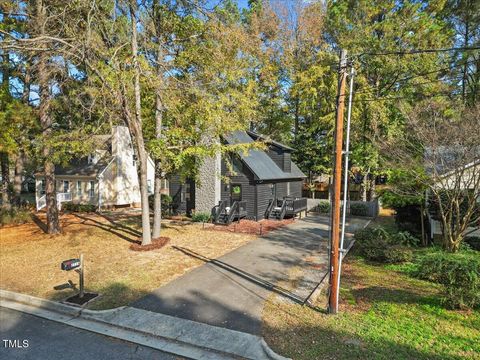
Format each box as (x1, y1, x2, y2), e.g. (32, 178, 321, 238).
(194, 137, 221, 214)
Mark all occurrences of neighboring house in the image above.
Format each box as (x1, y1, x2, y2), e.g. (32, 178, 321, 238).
(35, 126, 161, 211)
(427, 160, 480, 239)
(169, 130, 307, 221)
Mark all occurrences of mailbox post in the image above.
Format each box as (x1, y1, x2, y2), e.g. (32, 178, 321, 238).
(78, 254, 84, 298)
(60, 254, 84, 298)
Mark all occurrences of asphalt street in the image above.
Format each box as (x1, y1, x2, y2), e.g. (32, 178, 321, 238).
(0, 307, 184, 360)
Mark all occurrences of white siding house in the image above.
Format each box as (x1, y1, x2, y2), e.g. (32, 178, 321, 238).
(427, 160, 480, 239)
(35, 126, 161, 210)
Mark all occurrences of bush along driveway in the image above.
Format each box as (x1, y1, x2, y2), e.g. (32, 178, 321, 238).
(132, 214, 370, 335)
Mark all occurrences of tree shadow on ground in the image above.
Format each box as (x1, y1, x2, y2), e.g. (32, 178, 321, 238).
(30, 213, 48, 233)
(95, 213, 142, 236)
(72, 213, 140, 244)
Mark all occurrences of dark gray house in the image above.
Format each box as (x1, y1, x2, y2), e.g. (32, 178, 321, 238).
(169, 131, 307, 222)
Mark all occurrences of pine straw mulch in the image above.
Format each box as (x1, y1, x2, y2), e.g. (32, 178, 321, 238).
(209, 218, 295, 235)
(129, 237, 171, 251)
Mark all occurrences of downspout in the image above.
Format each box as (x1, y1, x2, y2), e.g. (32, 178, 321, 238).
(97, 175, 103, 212)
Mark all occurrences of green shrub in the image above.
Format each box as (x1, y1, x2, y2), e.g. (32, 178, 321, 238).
(191, 212, 211, 222)
(393, 204, 423, 237)
(466, 236, 480, 251)
(383, 245, 413, 263)
(315, 200, 330, 213)
(350, 202, 369, 217)
(0, 208, 31, 226)
(354, 227, 413, 263)
(63, 203, 96, 212)
(416, 252, 480, 309)
(392, 231, 420, 247)
(354, 227, 389, 261)
(148, 194, 173, 215)
(459, 242, 473, 252)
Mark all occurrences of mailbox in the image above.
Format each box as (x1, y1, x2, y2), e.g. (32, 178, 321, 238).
(61, 258, 81, 271)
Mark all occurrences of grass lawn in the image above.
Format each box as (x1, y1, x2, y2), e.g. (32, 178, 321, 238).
(0, 212, 255, 309)
(262, 217, 480, 360)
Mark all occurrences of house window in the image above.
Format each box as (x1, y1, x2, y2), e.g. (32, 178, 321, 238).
(40, 179, 46, 195)
(132, 154, 137, 167)
(63, 180, 70, 193)
(269, 183, 276, 197)
(87, 154, 94, 164)
(77, 181, 82, 196)
(231, 184, 242, 205)
(89, 181, 95, 198)
(180, 186, 185, 202)
(147, 180, 152, 194)
(185, 183, 190, 201)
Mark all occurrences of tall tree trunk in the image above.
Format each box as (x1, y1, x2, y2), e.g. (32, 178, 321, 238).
(361, 169, 369, 202)
(130, 3, 151, 245)
(22, 62, 31, 103)
(37, 0, 60, 234)
(294, 96, 300, 138)
(13, 152, 24, 205)
(462, 18, 469, 103)
(152, 46, 164, 239)
(1, 33, 11, 210)
(420, 203, 427, 247)
(368, 175, 376, 201)
(1, 152, 11, 210)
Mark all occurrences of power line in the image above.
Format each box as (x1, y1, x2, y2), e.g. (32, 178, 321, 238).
(353, 46, 480, 58)
(350, 73, 467, 98)
(344, 58, 477, 98)
(352, 90, 472, 103)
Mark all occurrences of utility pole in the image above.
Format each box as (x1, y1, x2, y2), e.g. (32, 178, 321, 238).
(328, 49, 347, 314)
(337, 63, 355, 311)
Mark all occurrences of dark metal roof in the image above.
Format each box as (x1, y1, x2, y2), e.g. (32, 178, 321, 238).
(224, 131, 306, 181)
(246, 130, 294, 151)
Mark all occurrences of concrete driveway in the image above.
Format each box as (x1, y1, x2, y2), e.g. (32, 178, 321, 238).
(132, 214, 370, 335)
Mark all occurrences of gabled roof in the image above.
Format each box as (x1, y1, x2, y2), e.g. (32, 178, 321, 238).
(425, 146, 480, 176)
(54, 157, 113, 178)
(246, 130, 294, 151)
(36, 155, 113, 178)
(224, 131, 306, 181)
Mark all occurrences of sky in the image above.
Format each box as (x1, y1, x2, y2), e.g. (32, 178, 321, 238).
(235, 0, 250, 9)
(207, 0, 251, 10)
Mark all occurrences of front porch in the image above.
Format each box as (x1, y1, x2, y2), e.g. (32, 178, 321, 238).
(35, 177, 99, 211)
(265, 197, 308, 220)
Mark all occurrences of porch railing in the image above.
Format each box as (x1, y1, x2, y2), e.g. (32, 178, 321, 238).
(36, 192, 72, 211)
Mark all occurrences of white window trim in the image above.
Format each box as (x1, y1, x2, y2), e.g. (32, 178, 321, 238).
(77, 181, 82, 196)
(89, 181, 95, 198)
(63, 180, 70, 193)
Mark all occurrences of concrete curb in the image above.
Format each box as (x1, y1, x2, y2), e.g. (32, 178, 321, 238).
(0, 289, 289, 360)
